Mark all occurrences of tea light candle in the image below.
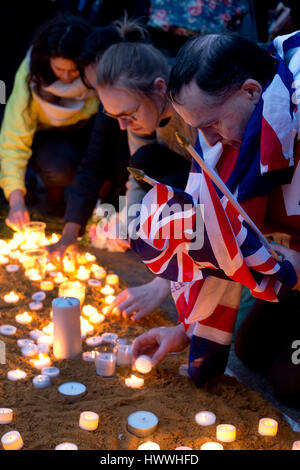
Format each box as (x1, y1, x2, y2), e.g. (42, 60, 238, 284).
(201, 442, 224, 450)
(9, 250, 21, 260)
(86, 336, 102, 347)
(0, 245, 11, 256)
(125, 374, 144, 389)
(17, 339, 34, 348)
(0, 408, 13, 424)
(88, 279, 101, 288)
(37, 335, 53, 347)
(1, 430, 23, 450)
(93, 267, 106, 280)
(37, 343, 50, 354)
(138, 442, 160, 450)
(41, 367, 60, 378)
(29, 329, 44, 341)
(46, 262, 56, 272)
(79, 411, 99, 431)
(258, 418, 278, 437)
(55, 442, 78, 450)
(85, 252, 96, 263)
(127, 411, 159, 438)
(58, 382, 86, 401)
(0, 255, 9, 264)
(102, 333, 118, 343)
(6, 264, 19, 273)
(54, 273, 68, 284)
(292, 441, 300, 450)
(104, 295, 116, 305)
(175, 446, 193, 450)
(80, 318, 94, 336)
(216, 424, 236, 443)
(195, 411, 216, 427)
(95, 352, 116, 377)
(117, 343, 132, 366)
(82, 351, 96, 362)
(53, 297, 82, 360)
(7, 369, 27, 381)
(26, 269, 43, 282)
(101, 285, 115, 296)
(63, 259, 76, 273)
(33, 374, 51, 389)
(42, 323, 54, 336)
(106, 274, 119, 287)
(76, 266, 90, 281)
(32, 291, 46, 302)
(48, 233, 59, 244)
(21, 344, 38, 358)
(89, 313, 105, 325)
(135, 355, 152, 374)
(0, 325, 17, 336)
(4, 291, 19, 303)
(30, 353, 51, 370)
(15, 312, 33, 325)
(40, 280, 54, 291)
(29, 301, 43, 311)
(82, 305, 98, 318)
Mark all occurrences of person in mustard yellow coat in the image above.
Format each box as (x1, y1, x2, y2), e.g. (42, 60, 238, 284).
(0, 14, 99, 229)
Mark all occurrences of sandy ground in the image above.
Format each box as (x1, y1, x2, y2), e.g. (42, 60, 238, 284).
(0, 246, 299, 451)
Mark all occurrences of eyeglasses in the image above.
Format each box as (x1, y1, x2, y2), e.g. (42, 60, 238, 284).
(102, 104, 140, 122)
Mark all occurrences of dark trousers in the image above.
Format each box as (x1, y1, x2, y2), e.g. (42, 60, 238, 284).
(234, 290, 300, 408)
(130, 143, 191, 192)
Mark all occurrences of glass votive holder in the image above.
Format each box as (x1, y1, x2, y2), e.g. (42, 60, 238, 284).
(59, 281, 86, 306)
(95, 340, 117, 378)
(116, 340, 132, 366)
(23, 249, 47, 281)
(23, 222, 46, 248)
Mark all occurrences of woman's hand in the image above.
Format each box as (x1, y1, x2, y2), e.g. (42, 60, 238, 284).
(273, 243, 300, 289)
(132, 324, 190, 367)
(6, 190, 30, 232)
(105, 277, 171, 321)
(46, 222, 80, 260)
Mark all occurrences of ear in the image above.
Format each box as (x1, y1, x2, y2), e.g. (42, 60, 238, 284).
(240, 79, 262, 104)
(153, 77, 167, 96)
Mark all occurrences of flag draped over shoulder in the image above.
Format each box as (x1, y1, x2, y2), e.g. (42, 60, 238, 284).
(130, 32, 300, 346)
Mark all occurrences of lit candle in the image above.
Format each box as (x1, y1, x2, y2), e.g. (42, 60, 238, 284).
(195, 411, 216, 427)
(1, 430, 23, 450)
(29, 329, 44, 341)
(95, 352, 116, 377)
(53, 297, 82, 360)
(7, 369, 27, 381)
(3, 291, 19, 303)
(55, 442, 78, 450)
(82, 351, 96, 362)
(135, 355, 152, 374)
(63, 258, 76, 273)
(32, 291, 46, 302)
(15, 312, 33, 325)
(130, 411, 160, 439)
(46, 262, 56, 272)
(47, 233, 59, 244)
(292, 441, 300, 450)
(58, 382, 86, 401)
(0, 255, 9, 264)
(85, 252, 96, 263)
(0, 408, 13, 424)
(175, 446, 193, 450)
(216, 424, 236, 443)
(17, 339, 34, 348)
(80, 318, 94, 336)
(21, 344, 38, 358)
(92, 266, 106, 280)
(106, 274, 119, 287)
(138, 442, 160, 450)
(104, 295, 116, 305)
(26, 269, 42, 282)
(258, 418, 278, 437)
(32, 374, 51, 389)
(76, 266, 90, 281)
(42, 323, 54, 336)
(82, 305, 98, 318)
(6, 264, 20, 273)
(29, 301, 43, 311)
(54, 272, 68, 284)
(37, 335, 53, 347)
(201, 442, 224, 450)
(9, 250, 21, 261)
(79, 411, 99, 431)
(41, 367, 60, 378)
(0, 245, 11, 256)
(40, 280, 54, 291)
(0, 325, 17, 336)
(88, 279, 101, 288)
(125, 374, 144, 389)
(89, 313, 105, 325)
(86, 336, 102, 347)
(101, 333, 118, 343)
(117, 343, 132, 366)
(101, 285, 115, 296)
(30, 353, 51, 370)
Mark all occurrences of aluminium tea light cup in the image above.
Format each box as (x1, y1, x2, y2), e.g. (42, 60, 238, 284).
(0, 408, 13, 424)
(82, 351, 96, 362)
(32, 291, 46, 302)
(37, 334, 53, 347)
(55, 442, 78, 450)
(138, 441, 160, 450)
(76, 266, 90, 281)
(17, 339, 34, 348)
(40, 280, 54, 291)
(88, 279, 101, 288)
(58, 382, 87, 401)
(3, 291, 19, 303)
(201, 442, 224, 450)
(32, 374, 51, 389)
(0, 255, 9, 265)
(82, 305, 98, 318)
(79, 411, 99, 431)
(195, 411, 216, 427)
(30, 353, 51, 370)
(127, 411, 159, 438)
(89, 313, 105, 325)
(216, 424, 236, 443)
(6, 264, 20, 273)
(21, 344, 38, 358)
(1, 430, 23, 450)
(29, 330, 44, 341)
(29, 301, 43, 311)
(15, 312, 33, 325)
(106, 274, 119, 287)
(0, 325, 17, 336)
(258, 418, 278, 437)
(7, 370, 27, 381)
(292, 441, 300, 450)
(101, 285, 115, 296)
(125, 375, 144, 389)
(86, 336, 102, 347)
(41, 367, 60, 378)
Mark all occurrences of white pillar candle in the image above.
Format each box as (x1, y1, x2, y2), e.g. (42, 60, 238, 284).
(135, 355, 152, 374)
(1, 430, 23, 450)
(32, 291, 46, 302)
(292, 441, 300, 450)
(95, 352, 116, 377)
(86, 336, 102, 347)
(79, 411, 99, 431)
(201, 442, 224, 450)
(0, 408, 13, 424)
(88, 279, 101, 288)
(17, 339, 34, 348)
(3, 291, 19, 303)
(195, 411, 216, 426)
(33, 374, 51, 389)
(30, 353, 51, 370)
(82, 351, 96, 362)
(216, 424, 236, 443)
(55, 442, 78, 450)
(41, 367, 60, 378)
(117, 344, 132, 366)
(258, 418, 278, 437)
(53, 297, 82, 360)
(29, 330, 44, 341)
(125, 374, 144, 389)
(15, 312, 33, 325)
(21, 344, 38, 358)
(101, 285, 115, 296)
(138, 442, 160, 450)
(7, 370, 27, 381)
(6, 264, 19, 273)
(40, 280, 54, 291)
(58, 382, 86, 401)
(29, 301, 43, 311)
(0, 325, 17, 336)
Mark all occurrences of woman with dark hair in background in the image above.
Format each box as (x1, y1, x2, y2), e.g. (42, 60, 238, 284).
(0, 14, 99, 229)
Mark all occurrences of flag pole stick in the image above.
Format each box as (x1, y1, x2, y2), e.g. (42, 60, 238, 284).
(127, 167, 157, 186)
(175, 132, 282, 261)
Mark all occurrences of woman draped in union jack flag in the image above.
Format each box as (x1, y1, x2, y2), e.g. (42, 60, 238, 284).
(128, 31, 300, 407)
